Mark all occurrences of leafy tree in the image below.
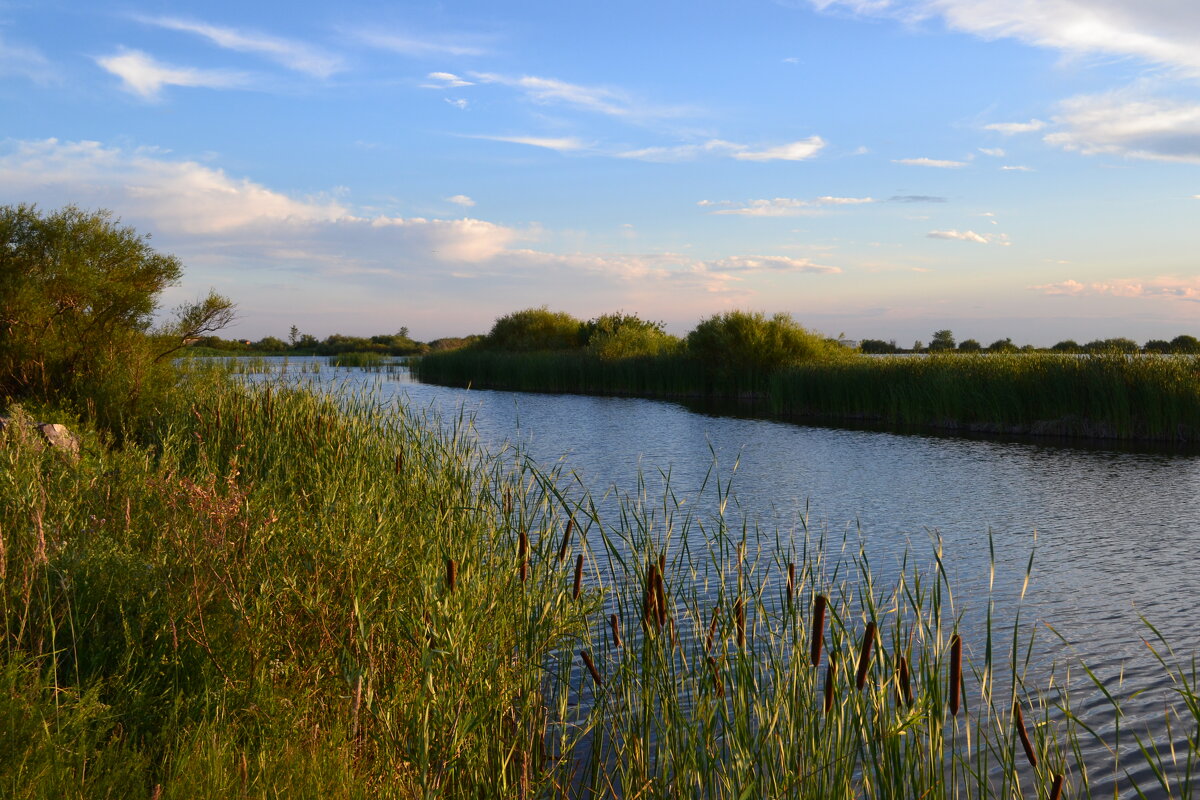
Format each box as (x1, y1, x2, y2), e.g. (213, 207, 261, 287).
(1084, 337, 1139, 354)
(911, 341, 925, 353)
(1143, 339, 1171, 354)
(1170, 334, 1200, 354)
(987, 338, 1019, 353)
(1, 204, 234, 430)
(929, 329, 956, 352)
(957, 339, 982, 352)
(582, 312, 679, 360)
(1051, 340, 1083, 353)
(484, 307, 584, 351)
(686, 310, 843, 373)
(860, 339, 899, 354)
(255, 336, 287, 351)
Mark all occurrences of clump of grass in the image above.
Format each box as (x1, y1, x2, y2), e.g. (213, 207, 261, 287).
(327, 351, 391, 369)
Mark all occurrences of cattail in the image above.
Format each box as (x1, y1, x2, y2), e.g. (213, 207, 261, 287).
(395, 452, 403, 475)
(949, 634, 962, 716)
(503, 489, 512, 516)
(580, 650, 603, 686)
(897, 655, 913, 706)
(572, 554, 584, 600)
(643, 564, 660, 630)
(786, 562, 795, 607)
(735, 598, 746, 649)
(519, 529, 529, 583)
(823, 657, 837, 714)
(446, 558, 457, 592)
(350, 673, 363, 740)
(706, 606, 720, 652)
(855, 622, 876, 691)
(654, 569, 668, 628)
(557, 518, 575, 562)
(1048, 774, 1064, 800)
(811, 595, 828, 668)
(609, 613, 622, 648)
(1015, 701, 1038, 768)
(708, 656, 725, 698)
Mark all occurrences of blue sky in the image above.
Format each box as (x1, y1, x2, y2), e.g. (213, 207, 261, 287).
(2, 0, 1199, 344)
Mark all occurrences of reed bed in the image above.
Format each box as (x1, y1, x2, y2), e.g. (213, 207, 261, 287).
(2, 367, 1198, 797)
(416, 350, 1200, 442)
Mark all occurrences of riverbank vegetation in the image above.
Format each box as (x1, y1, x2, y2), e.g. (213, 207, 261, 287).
(416, 308, 1200, 443)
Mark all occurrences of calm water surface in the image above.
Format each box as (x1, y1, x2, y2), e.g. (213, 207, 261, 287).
(254, 359, 1200, 793)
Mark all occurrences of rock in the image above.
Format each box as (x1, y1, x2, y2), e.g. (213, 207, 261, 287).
(36, 423, 81, 457)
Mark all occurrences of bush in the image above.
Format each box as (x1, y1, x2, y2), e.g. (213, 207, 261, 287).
(582, 312, 680, 360)
(686, 310, 843, 374)
(484, 307, 584, 351)
(0, 204, 233, 431)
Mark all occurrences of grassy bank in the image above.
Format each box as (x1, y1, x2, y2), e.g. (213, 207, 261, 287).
(416, 349, 1200, 442)
(4, 367, 1199, 797)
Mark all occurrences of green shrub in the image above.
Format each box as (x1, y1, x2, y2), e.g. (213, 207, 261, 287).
(582, 312, 681, 360)
(483, 307, 583, 351)
(686, 310, 843, 374)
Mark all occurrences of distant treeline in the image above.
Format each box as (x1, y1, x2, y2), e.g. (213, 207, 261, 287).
(414, 307, 1200, 442)
(864, 330, 1200, 355)
(189, 326, 483, 356)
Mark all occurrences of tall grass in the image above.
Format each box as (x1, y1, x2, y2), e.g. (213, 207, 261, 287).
(2, 367, 1198, 796)
(417, 350, 1200, 442)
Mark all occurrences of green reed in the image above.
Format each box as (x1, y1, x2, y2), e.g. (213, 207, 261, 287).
(2, 367, 1197, 797)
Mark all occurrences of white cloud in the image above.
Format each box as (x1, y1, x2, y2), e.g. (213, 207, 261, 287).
(351, 30, 488, 57)
(619, 137, 825, 162)
(811, 1, 1200, 76)
(425, 71, 474, 88)
(705, 196, 874, 216)
(138, 17, 343, 77)
(1045, 90, 1200, 163)
(1000, 164, 1034, 171)
(446, 194, 476, 207)
(469, 72, 676, 118)
(469, 134, 587, 152)
(96, 49, 250, 99)
(984, 119, 1047, 134)
(893, 157, 968, 168)
(1030, 276, 1200, 301)
(706, 255, 841, 273)
(927, 229, 1011, 245)
(978, 147, 1006, 156)
(733, 136, 827, 161)
(445, 98, 469, 110)
(1, 33, 57, 84)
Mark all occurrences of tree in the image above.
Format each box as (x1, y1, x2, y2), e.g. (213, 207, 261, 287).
(1051, 340, 1083, 353)
(0, 204, 234, 429)
(987, 338, 1018, 353)
(860, 339, 899, 354)
(582, 312, 679, 360)
(1143, 339, 1172, 354)
(686, 310, 844, 373)
(957, 339, 982, 352)
(929, 329, 956, 352)
(484, 307, 584, 351)
(1170, 334, 1200, 354)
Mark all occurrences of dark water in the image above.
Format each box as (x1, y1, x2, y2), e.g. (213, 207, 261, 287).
(252, 359, 1200, 794)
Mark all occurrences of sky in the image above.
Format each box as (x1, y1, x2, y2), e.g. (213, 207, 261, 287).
(2, 0, 1199, 345)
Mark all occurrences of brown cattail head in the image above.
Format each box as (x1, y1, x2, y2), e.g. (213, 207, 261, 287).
(855, 621, 877, 691)
(1015, 701, 1038, 768)
(1048, 774, 1064, 800)
(706, 606, 720, 652)
(557, 518, 575, 563)
(519, 529, 529, 583)
(446, 558, 457, 593)
(580, 650, 603, 687)
(573, 554, 584, 600)
(643, 563, 660, 631)
(503, 489, 512, 516)
(786, 562, 795, 608)
(949, 634, 962, 717)
(654, 569, 668, 628)
(897, 655, 914, 706)
(708, 655, 725, 697)
(395, 452, 403, 475)
(811, 595, 828, 668)
(823, 657, 837, 714)
(735, 598, 746, 649)
(609, 613, 622, 648)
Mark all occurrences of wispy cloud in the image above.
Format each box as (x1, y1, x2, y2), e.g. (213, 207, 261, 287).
(620, 136, 825, 162)
(1000, 164, 1034, 171)
(424, 71, 474, 88)
(352, 30, 488, 57)
(137, 17, 343, 77)
(446, 194, 476, 207)
(469, 72, 668, 118)
(888, 195, 947, 203)
(469, 134, 587, 152)
(706, 255, 841, 273)
(927, 229, 1010, 245)
(1030, 276, 1200, 301)
(1045, 90, 1200, 163)
(702, 195, 873, 216)
(893, 157, 968, 168)
(984, 119, 1047, 134)
(1, 33, 57, 84)
(96, 49, 250, 100)
(978, 147, 1005, 156)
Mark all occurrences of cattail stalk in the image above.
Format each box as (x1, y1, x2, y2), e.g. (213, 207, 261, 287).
(394, 452, 403, 475)
(708, 656, 725, 698)
(654, 569, 668, 628)
(706, 606, 720, 652)
(580, 650, 603, 687)
(786, 562, 795, 607)
(897, 655, 913, 706)
(824, 657, 837, 714)
(1048, 774, 1064, 800)
(519, 529, 529, 583)
(609, 613, 622, 648)
(643, 564, 660, 630)
(735, 598, 746, 649)
(811, 595, 828, 668)
(855, 621, 876, 691)
(572, 554, 584, 600)
(1015, 701, 1038, 768)
(557, 518, 575, 563)
(949, 634, 962, 717)
(446, 558, 457, 592)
